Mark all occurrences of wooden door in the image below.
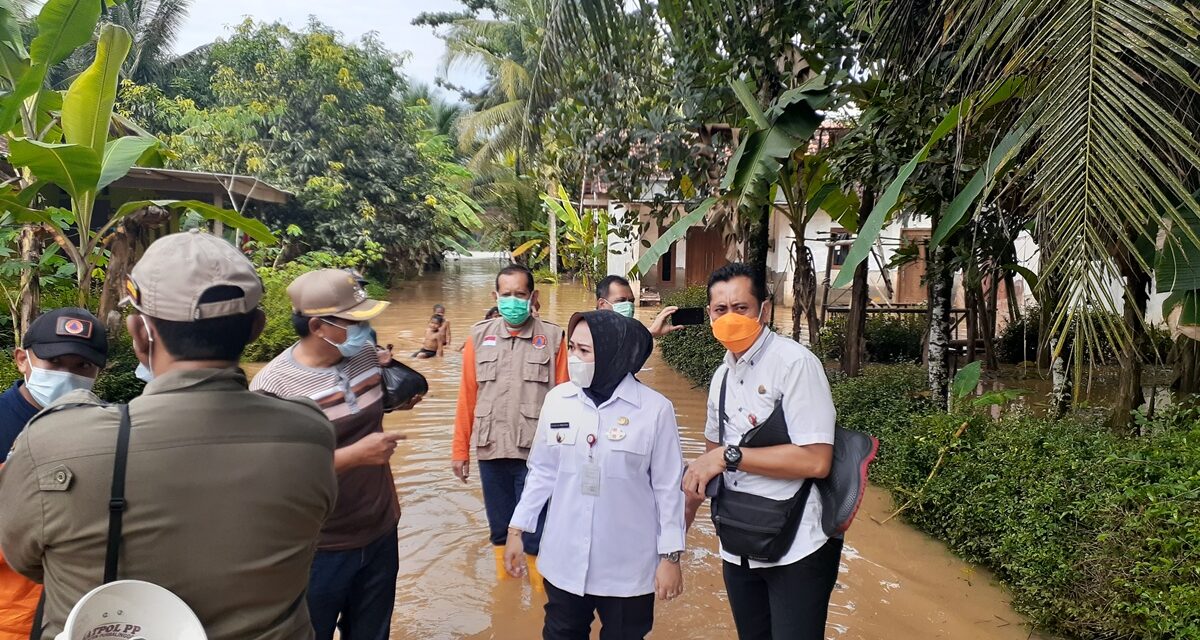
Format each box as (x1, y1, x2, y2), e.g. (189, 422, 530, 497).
(686, 227, 728, 285)
(895, 229, 931, 304)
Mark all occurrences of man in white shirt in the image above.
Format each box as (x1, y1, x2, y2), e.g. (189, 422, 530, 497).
(681, 263, 840, 640)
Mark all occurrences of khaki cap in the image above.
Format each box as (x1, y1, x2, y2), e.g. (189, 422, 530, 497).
(125, 229, 264, 321)
(288, 269, 389, 321)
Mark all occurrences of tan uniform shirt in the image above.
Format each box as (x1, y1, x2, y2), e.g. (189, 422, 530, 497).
(0, 368, 337, 640)
(453, 317, 569, 461)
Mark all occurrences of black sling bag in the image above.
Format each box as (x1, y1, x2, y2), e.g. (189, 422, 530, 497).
(30, 404, 131, 639)
(709, 373, 814, 566)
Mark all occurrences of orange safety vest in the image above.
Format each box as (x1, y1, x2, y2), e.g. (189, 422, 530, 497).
(0, 548, 39, 640)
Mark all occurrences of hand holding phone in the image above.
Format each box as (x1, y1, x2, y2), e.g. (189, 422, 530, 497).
(671, 307, 705, 326)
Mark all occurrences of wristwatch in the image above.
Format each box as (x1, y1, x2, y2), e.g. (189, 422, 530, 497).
(659, 551, 682, 563)
(724, 445, 743, 472)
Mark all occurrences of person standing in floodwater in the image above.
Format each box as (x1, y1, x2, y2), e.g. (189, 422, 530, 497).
(251, 269, 407, 640)
(453, 264, 569, 588)
(593, 275, 684, 339)
(681, 263, 839, 640)
(505, 311, 685, 640)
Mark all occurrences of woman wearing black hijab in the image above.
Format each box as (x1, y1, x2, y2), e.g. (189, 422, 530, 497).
(505, 310, 686, 640)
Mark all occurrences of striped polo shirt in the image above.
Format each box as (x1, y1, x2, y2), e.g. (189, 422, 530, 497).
(250, 343, 400, 550)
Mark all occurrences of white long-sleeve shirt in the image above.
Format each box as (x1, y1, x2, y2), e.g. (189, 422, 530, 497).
(510, 374, 686, 597)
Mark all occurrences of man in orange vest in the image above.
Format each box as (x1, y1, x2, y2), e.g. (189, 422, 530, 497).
(452, 264, 569, 587)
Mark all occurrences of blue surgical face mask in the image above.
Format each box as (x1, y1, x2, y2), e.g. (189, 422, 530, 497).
(23, 362, 95, 408)
(322, 320, 374, 358)
(135, 362, 154, 383)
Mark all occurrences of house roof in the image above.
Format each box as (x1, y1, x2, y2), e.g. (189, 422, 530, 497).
(113, 167, 291, 204)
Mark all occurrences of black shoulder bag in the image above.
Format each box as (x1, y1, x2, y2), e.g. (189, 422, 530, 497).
(709, 373, 814, 566)
(29, 404, 132, 640)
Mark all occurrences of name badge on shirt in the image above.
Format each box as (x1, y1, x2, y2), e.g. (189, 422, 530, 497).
(581, 461, 601, 496)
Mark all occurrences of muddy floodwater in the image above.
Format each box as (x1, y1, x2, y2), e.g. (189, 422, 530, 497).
(279, 258, 1048, 639)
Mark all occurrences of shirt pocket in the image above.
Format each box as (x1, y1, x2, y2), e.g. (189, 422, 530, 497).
(522, 349, 551, 383)
(476, 348, 500, 382)
(472, 401, 494, 446)
(518, 403, 540, 449)
(604, 425, 653, 479)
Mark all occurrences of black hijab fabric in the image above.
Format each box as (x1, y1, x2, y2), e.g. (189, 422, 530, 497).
(568, 310, 653, 405)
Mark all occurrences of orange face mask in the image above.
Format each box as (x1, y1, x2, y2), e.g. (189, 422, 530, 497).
(711, 305, 764, 353)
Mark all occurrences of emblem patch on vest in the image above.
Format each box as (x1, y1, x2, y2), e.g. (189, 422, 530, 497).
(482, 335, 497, 347)
(532, 335, 547, 349)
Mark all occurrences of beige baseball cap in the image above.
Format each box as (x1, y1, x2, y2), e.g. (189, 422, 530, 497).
(288, 269, 389, 321)
(124, 229, 264, 321)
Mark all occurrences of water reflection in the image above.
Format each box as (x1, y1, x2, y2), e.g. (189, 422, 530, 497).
(290, 258, 1044, 639)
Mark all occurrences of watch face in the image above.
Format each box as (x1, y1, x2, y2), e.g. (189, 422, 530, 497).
(724, 446, 741, 463)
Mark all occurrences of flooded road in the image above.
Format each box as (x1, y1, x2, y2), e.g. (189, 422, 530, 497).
(353, 258, 1040, 639)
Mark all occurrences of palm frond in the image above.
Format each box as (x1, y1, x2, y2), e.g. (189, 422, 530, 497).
(940, 0, 1200, 358)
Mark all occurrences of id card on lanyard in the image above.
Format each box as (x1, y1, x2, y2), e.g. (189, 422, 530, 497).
(581, 433, 600, 496)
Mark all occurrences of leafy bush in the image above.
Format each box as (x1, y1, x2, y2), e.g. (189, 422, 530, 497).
(658, 286, 724, 386)
(91, 333, 147, 404)
(834, 366, 1200, 639)
(243, 261, 314, 362)
(817, 314, 925, 363)
(996, 306, 1172, 365)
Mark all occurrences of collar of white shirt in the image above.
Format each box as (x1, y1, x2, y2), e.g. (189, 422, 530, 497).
(723, 326, 774, 369)
(560, 372, 642, 410)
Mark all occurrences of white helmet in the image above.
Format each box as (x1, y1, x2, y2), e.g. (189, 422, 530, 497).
(54, 580, 206, 640)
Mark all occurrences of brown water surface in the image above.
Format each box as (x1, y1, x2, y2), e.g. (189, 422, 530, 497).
(326, 258, 1042, 639)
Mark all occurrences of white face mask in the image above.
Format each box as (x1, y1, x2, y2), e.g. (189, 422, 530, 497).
(568, 355, 595, 389)
(23, 363, 95, 408)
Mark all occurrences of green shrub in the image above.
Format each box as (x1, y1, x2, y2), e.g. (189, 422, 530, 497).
(658, 286, 723, 386)
(995, 306, 1169, 365)
(91, 332, 147, 404)
(834, 366, 1200, 639)
(243, 261, 313, 362)
(817, 314, 925, 363)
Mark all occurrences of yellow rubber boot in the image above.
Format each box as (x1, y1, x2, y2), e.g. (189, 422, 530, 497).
(493, 546, 510, 580)
(526, 555, 544, 593)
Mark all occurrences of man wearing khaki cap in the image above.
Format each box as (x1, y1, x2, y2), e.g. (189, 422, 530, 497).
(250, 268, 407, 640)
(0, 229, 338, 640)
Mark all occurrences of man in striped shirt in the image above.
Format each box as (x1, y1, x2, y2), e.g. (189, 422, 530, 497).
(250, 269, 404, 640)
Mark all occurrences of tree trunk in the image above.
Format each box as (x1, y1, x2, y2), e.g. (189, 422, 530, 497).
(982, 277, 1000, 370)
(842, 258, 869, 377)
(99, 228, 137, 334)
(965, 285, 979, 364)
(747, 208, 771, 278)
(791, 218, 819, 345)
(927, 240, 953, 410)
(1171, 337, 1200, 398)
(547, 178, 559, 275)
(1050, 337, 1073, 418)
(1108, 260, 1150, 432)
(841, 188, 875, 377)
(17, 226, 40, 343)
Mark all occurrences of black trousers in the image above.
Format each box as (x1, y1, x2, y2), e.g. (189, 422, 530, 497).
(542, 580, 654, 640)
(722, 537, 844, 640)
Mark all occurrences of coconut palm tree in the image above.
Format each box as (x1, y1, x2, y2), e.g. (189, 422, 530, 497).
(54, 0, 193, 87)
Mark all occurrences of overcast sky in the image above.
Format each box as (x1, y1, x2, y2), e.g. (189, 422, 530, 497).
(172, 1, 487, 99)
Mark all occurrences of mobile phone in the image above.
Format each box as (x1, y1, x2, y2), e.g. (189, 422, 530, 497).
(672, 307, 705, 326)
